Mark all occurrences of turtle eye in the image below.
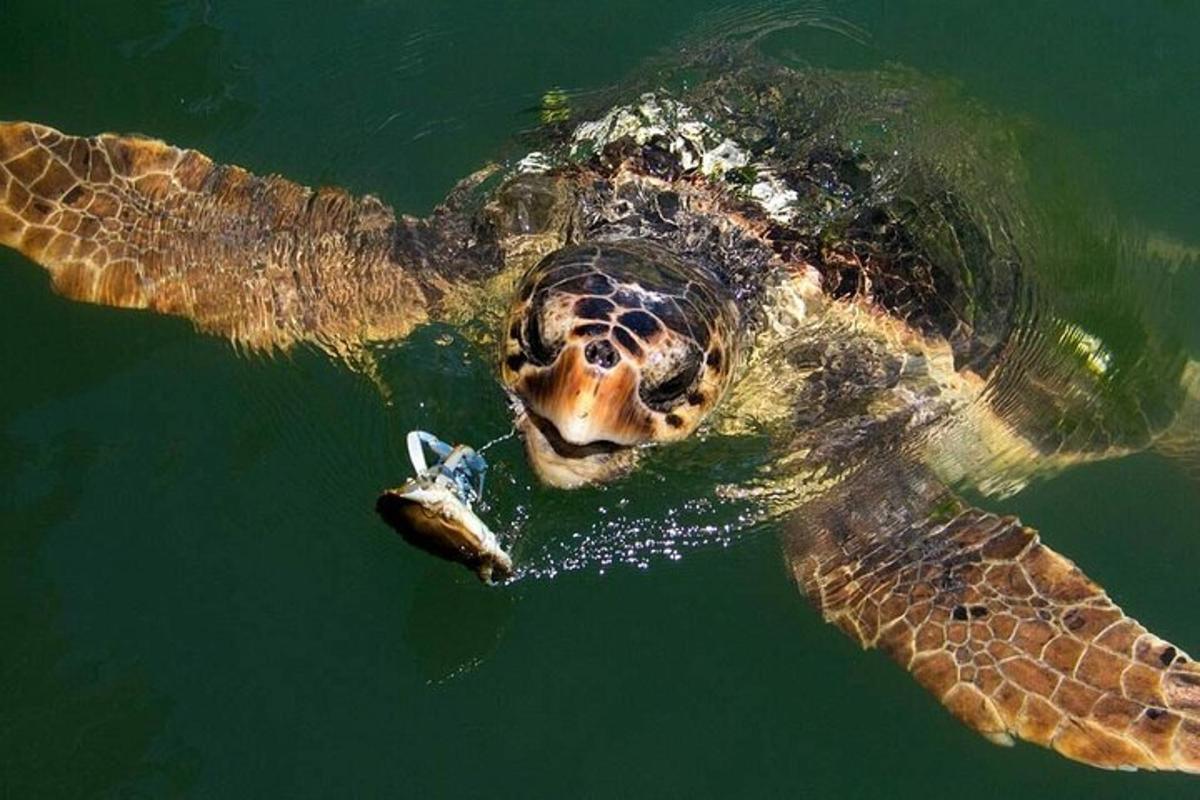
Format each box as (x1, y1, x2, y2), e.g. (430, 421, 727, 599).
(639, 356, 700, 411)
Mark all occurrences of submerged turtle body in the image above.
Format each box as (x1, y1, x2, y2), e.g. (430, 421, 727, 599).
(2, 58, 1199, 773)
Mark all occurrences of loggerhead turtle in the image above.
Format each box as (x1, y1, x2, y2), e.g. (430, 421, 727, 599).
(1, 59, 1198, 772)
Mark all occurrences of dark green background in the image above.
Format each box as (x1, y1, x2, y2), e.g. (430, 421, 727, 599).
(1, 2, 1197, 797)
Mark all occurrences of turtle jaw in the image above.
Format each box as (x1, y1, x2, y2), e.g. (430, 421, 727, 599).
(504, 342, 652, 488)
(514, 406, 640, 488)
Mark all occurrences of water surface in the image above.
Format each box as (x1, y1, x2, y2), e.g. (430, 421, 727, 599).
(1, 1, 1198, 797)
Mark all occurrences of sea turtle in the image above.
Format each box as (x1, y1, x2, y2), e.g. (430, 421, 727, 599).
(1, 57, 1198, 773)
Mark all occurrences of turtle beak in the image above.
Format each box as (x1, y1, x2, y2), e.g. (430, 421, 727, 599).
(509, 344, 647, 488)
(515, 407, 639, 488)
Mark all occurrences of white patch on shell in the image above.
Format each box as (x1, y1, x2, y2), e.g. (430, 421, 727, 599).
(700, 139, 749, 175)
(748, 171, 801, 223)
(571, 92, 801, 223)
(572, 96, 684, 152)
(517, 151, 553, 174)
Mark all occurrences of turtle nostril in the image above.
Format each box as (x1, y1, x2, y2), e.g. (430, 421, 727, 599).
(584, 338, 619, 369)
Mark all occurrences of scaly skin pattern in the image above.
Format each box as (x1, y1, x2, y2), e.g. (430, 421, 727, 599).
(0, 121, 432, 352)
(787, 463, 1200, 773)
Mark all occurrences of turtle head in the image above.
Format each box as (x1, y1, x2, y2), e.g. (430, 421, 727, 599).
(501, 241, 738, 488)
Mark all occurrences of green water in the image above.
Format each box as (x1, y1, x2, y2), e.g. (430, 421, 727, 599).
(2, 2, 1198, 797)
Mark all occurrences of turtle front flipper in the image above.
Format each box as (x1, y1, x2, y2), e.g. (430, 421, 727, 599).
(0, 121, 462, 352)
(786, 460, 1200, 773)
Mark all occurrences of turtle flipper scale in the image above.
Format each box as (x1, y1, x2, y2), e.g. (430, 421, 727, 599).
(0, 121, 434, 352)
(786, 462, 1200, 773)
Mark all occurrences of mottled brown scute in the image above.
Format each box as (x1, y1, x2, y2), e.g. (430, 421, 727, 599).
(0, 121, 431, 351)
(786, 466, 1200, 774)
